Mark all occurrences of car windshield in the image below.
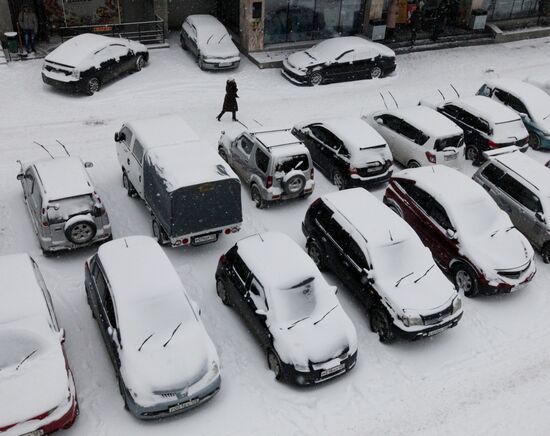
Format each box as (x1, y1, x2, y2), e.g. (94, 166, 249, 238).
(454, 198, 505, 236)
(47, 194, 94, 224)
(0, 330, 44, 372)
(275, 154, 309, 173)
(434, 135, 464, 151)
(271, 278, 319, 326)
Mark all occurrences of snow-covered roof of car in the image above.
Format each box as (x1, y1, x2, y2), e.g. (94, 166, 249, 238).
(484, 78, 550, 120)
(446, 96, 520, 125)
(0, 254, 48, 324)
(524, 74, 550, 91)
(489, 148, 550, 196)
(384, 106, 463, 138)
(97, 236, 186, 305)
(124, 116, 201, 151)
(315, 118, 388, 151)
(252, 129, 308, 157)
(187, 14, 227, 36)
(312, 36, 395, 60)
(323, 188, 412, 248)
(146, 143, 238, 191)
(237, 232, 324, 291)
(33, 156, 94, 201)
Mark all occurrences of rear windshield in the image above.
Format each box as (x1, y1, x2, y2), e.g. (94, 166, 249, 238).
(275, 154, 309, 173)
(434, 135, 464, 151)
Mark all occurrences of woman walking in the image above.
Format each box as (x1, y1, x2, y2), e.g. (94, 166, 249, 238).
(217, 78, 238, 122)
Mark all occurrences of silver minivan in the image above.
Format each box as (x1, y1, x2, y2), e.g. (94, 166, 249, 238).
(17, 157, 112, 254)
(473, 146, 550, 263)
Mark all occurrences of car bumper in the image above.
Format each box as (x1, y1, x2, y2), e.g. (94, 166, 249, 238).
(201, 59, 240, 70)
(395, 312, 463, 340)
(480, 266, 537, 295)
(42, 72, 83, 93)
(41, 226, 112, 253)
(349, 170, 393, 187)
(281, 68, 309, 86)
(283, 351, 357, 386)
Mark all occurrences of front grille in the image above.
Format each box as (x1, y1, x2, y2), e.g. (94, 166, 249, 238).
(421, 305, 453, 326)
(309, 346, 349, 368)
(498, 261, 530, 279)
(44, 64, 72, 76)
(356, 160, 391, 177)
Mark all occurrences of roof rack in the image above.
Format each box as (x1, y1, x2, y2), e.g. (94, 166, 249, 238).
(251, 129, 302, 149)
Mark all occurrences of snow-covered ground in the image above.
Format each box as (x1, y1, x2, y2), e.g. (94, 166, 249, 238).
(2, 35, 550, 436)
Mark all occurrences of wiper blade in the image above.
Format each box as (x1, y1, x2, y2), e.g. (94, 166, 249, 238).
(505, 225, 515, 233)
(287, 316, 309, 330)
(218, 33, 227, 44)
(138, 333, 154, 352)
(163, 322, 183, 348)
(491, 225, 514, 237)
(206, 33, 214, 44)
(395, 272, 414, 287)
(414, 265, 435, 284)
(314, 305, 338, 326)
(304, 51, 316, 60)
(16, 349, 38, 370)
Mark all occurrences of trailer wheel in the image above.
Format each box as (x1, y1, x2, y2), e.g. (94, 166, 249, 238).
(152, 219, 168, 245)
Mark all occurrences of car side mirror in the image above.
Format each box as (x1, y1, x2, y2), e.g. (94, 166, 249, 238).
(58, 328, 65, 344)
(17, 173, 24, 181)
(255, 309, 267, 318)
(84, 161, 93, 168)
(446, 228, 457, 239)
(114, 132, 120, 142)
(519, 112, 528, 121)
(376, 118, 384, 125)
(536, 211, 546, 223)
(361, 269, 374, 285)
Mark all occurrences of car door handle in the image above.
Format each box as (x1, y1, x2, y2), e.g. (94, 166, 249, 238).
(127, 158, 130, 165)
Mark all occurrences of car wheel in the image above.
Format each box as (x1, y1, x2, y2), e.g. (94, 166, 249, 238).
(369, 306, 395, 344)
(307, 238, 326, 271)
(216, 279, 231, 306)
(407, 160, 421, 169)
(332, 170, 347, 190)
(386, 199, 403, 217)
(122, 172, 137, 197)
(529, 132, 541, 150)
(152, 219, 168, 245)
(85, 77, 100, 96)
(65, 219, 97, 245)
(283, 173, 306, 195)
(198, 56, 205, 70)
(180, 35, 187, 50)
(453, 263, 479, 298)
(267, 349, 283, 381)
(135, 55, 145, 72)
(218, 148, 228, 162)
(251, 184, 266, 209)
(370, 66, 383, 79)
(309, 71, 323, 86)
(541, 243, 550, 264)
(465, 145, 480, 163)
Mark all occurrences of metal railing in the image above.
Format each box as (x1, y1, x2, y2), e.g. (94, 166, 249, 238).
(58, 16, 165, 45)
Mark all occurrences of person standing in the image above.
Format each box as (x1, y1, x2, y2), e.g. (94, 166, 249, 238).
(18, 5, 38, 54)
(217, 78, 239, 122)
(431, 0, 448, 41)
(410, 8, 421, 45)
(386, 0, 399, 41)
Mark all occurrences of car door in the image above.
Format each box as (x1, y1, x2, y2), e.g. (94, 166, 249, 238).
(116, 125, 134, 180)
(422, 197, 458, 267)
(338, 233, 371, 302)
(247, 277, 272, 349)
(92, 46, 117, 83)
(352, 51, 373, 79)
(22, 167, 40, 231)
(226, 251, 252, 316)
(186, 23, 200, 57)
(396, 121, 427, 166)
(128, 137, 145, 197)
(324, 49, 355, 82)
(374, 114, 407, 164)
(323, 215, 355, 287)
(231, 135, 254, 180)
(109, 44, 133, 75)
(307, 125, 341, 175)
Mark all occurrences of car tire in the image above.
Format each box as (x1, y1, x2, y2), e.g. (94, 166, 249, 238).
(180, 35, 187, 50)
(332, 169, 347, 190)
(283, 173, 306, 195)
(251, 184, 266, 209)
(267, 349, 283, 381)
(218, 148, 228, 162)
(135, 55, 145, 72)
(453, 263, 479, 298)
(465, 145, 480, 164)
(152, 219, 168, 245)
(85, 77, 100, 96)
(65, 219, 97, 245)
(309, 71, 323, 86)
(122, 172, 137, 197)
(307, 238, 326, 271)
(370, 66, 383, 79)
(407, 160, 421, 169)
(529, 132, 541, 150)
(541, 243, 550, 264)
(369, 306, 396, 344)
(216, 279, 231, 306)
(198, 55, 205, 70)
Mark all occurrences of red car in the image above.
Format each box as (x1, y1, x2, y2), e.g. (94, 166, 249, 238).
(383, 165, 536, 297)
(0, 254, 78, 435)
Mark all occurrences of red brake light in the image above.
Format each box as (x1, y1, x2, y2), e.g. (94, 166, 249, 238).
(266, 176, 273, 189)
(348, 165, 357, 175)
(425, 151, 437, 164)
(181, 238, 189, 245)
(488, 139, 499, 149)
(224, 228, 231, 235)
(220, 254, 226, 263)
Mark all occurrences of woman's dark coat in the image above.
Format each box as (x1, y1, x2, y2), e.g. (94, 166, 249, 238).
(222, 81, 239, 112)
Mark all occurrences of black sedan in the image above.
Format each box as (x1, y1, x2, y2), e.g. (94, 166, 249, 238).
(282, 36, 396, 86)
(42, 33, 149, 95)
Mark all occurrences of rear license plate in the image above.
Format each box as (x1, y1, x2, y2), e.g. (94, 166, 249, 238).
(321, 363, 345, 377)
(169, 398, 199, 413)
(427, 326, 448, 337)
(218, 62, 232, 67)
(23, 430, 45, 436)
(192, 233, 218, 245)
(444, 154, 457, 161)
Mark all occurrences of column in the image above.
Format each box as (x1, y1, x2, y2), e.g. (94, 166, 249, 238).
(153, 0, 169, 34)
(240, 0, 265, 52)
(0, 0, 13, 36)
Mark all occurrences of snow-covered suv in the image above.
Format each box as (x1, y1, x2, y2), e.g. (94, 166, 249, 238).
(218, 128, 314, 208)
(17, 156, 112, 254)
(302, 188, 463, 343)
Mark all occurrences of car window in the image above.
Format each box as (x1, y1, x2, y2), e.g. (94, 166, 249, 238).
(326, 217, 349, 246)
(376, 114, 402, 132)
(339, 144, 351, 158)
(233, 253, 251, 286)
(132, 139, 144, 164)
(434, 134, 463, 150)
(24, 168, 35, 195)
(335, 50, 354, 63)
(238, 136, 254, 156)
(494, 89, 510, 104)
(500, 174, 543, 213)
(346, 238, 367, 269)
(507, 95, 528, 115)
(249, 277, 268, 312)
(314, 202, 333, 228)
(482, 163, 505, 185)
(92, 263, 108, 300)
(428, 199, 453, 230)
(30, 178, 42, 208)
(400, 182, 432, 211)
(255, 147, 270, 173)
(103, 290, 118, 329)
(31, 259, 59, 331)
(276, 154, 309, 173)
(310, 126, 342, 151)
(442, 104, 462, 119)
(109, 44, 130, 59)
(120, 126, 133, 146)
(400, 121, 428, 145)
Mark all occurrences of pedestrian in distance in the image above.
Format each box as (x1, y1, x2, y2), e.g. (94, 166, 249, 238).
(431, 0, 448, 41)
(217, 78, 239, 122)
(18, 5, 38, 54)
(410, 8, 421, 46)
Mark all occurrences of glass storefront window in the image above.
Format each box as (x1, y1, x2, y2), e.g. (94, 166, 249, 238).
(264, 0, 365, 45)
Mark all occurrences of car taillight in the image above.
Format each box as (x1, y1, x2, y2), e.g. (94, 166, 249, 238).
(224, 228, 231, 235)
(348, 165, 357, 175)
(310, 167, 314, 179)
(41, 208, 49, 227)
(266, 176, 273, 189)
(219, 254, 226, 263)
(488, 139, 499, 148)
(425, 151, 437, 164)
(181, 238, 189, 245)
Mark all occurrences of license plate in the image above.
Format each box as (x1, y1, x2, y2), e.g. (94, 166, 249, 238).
(192, 233, 218, 245)
(444, 154, 457, 161)
(23, 430, 45, 436)
(321, 363, 345, 377)
(218, 62, 232, 67)
(427, 326, 448, 337)
(169, 398, 199, 413)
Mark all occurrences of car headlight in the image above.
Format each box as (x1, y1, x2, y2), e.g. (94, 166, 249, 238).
(71, 69, 80, 79)
(294, 362, 309, 372)
(452, 296, 462, 314)
(400, 313, 423, 327)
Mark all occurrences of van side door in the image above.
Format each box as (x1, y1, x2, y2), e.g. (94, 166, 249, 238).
(128, 137, 145, 197)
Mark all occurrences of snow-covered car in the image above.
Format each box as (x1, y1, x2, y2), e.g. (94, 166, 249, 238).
(42, 33, 148, 95)
(303, 188, 463, 343)
(524, 74, 550, 95)
(0, 254, 78, 435)
(218, 127, 314, 208)
(364, 106, 465, 169)
(215, 232, 357, 384)
(115, 116, 242, 246)
(16, 156, 112, 254)
(180, 14, 240, 70)
(292, 117, 393, 189)
(421, 96, 529, 164)
(85, 236, 221, 419)
(384, 165, 536, 297)
(478, 79, 550, 150)
(473, 146, 550, 263)
(282, 36, 396, 86)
